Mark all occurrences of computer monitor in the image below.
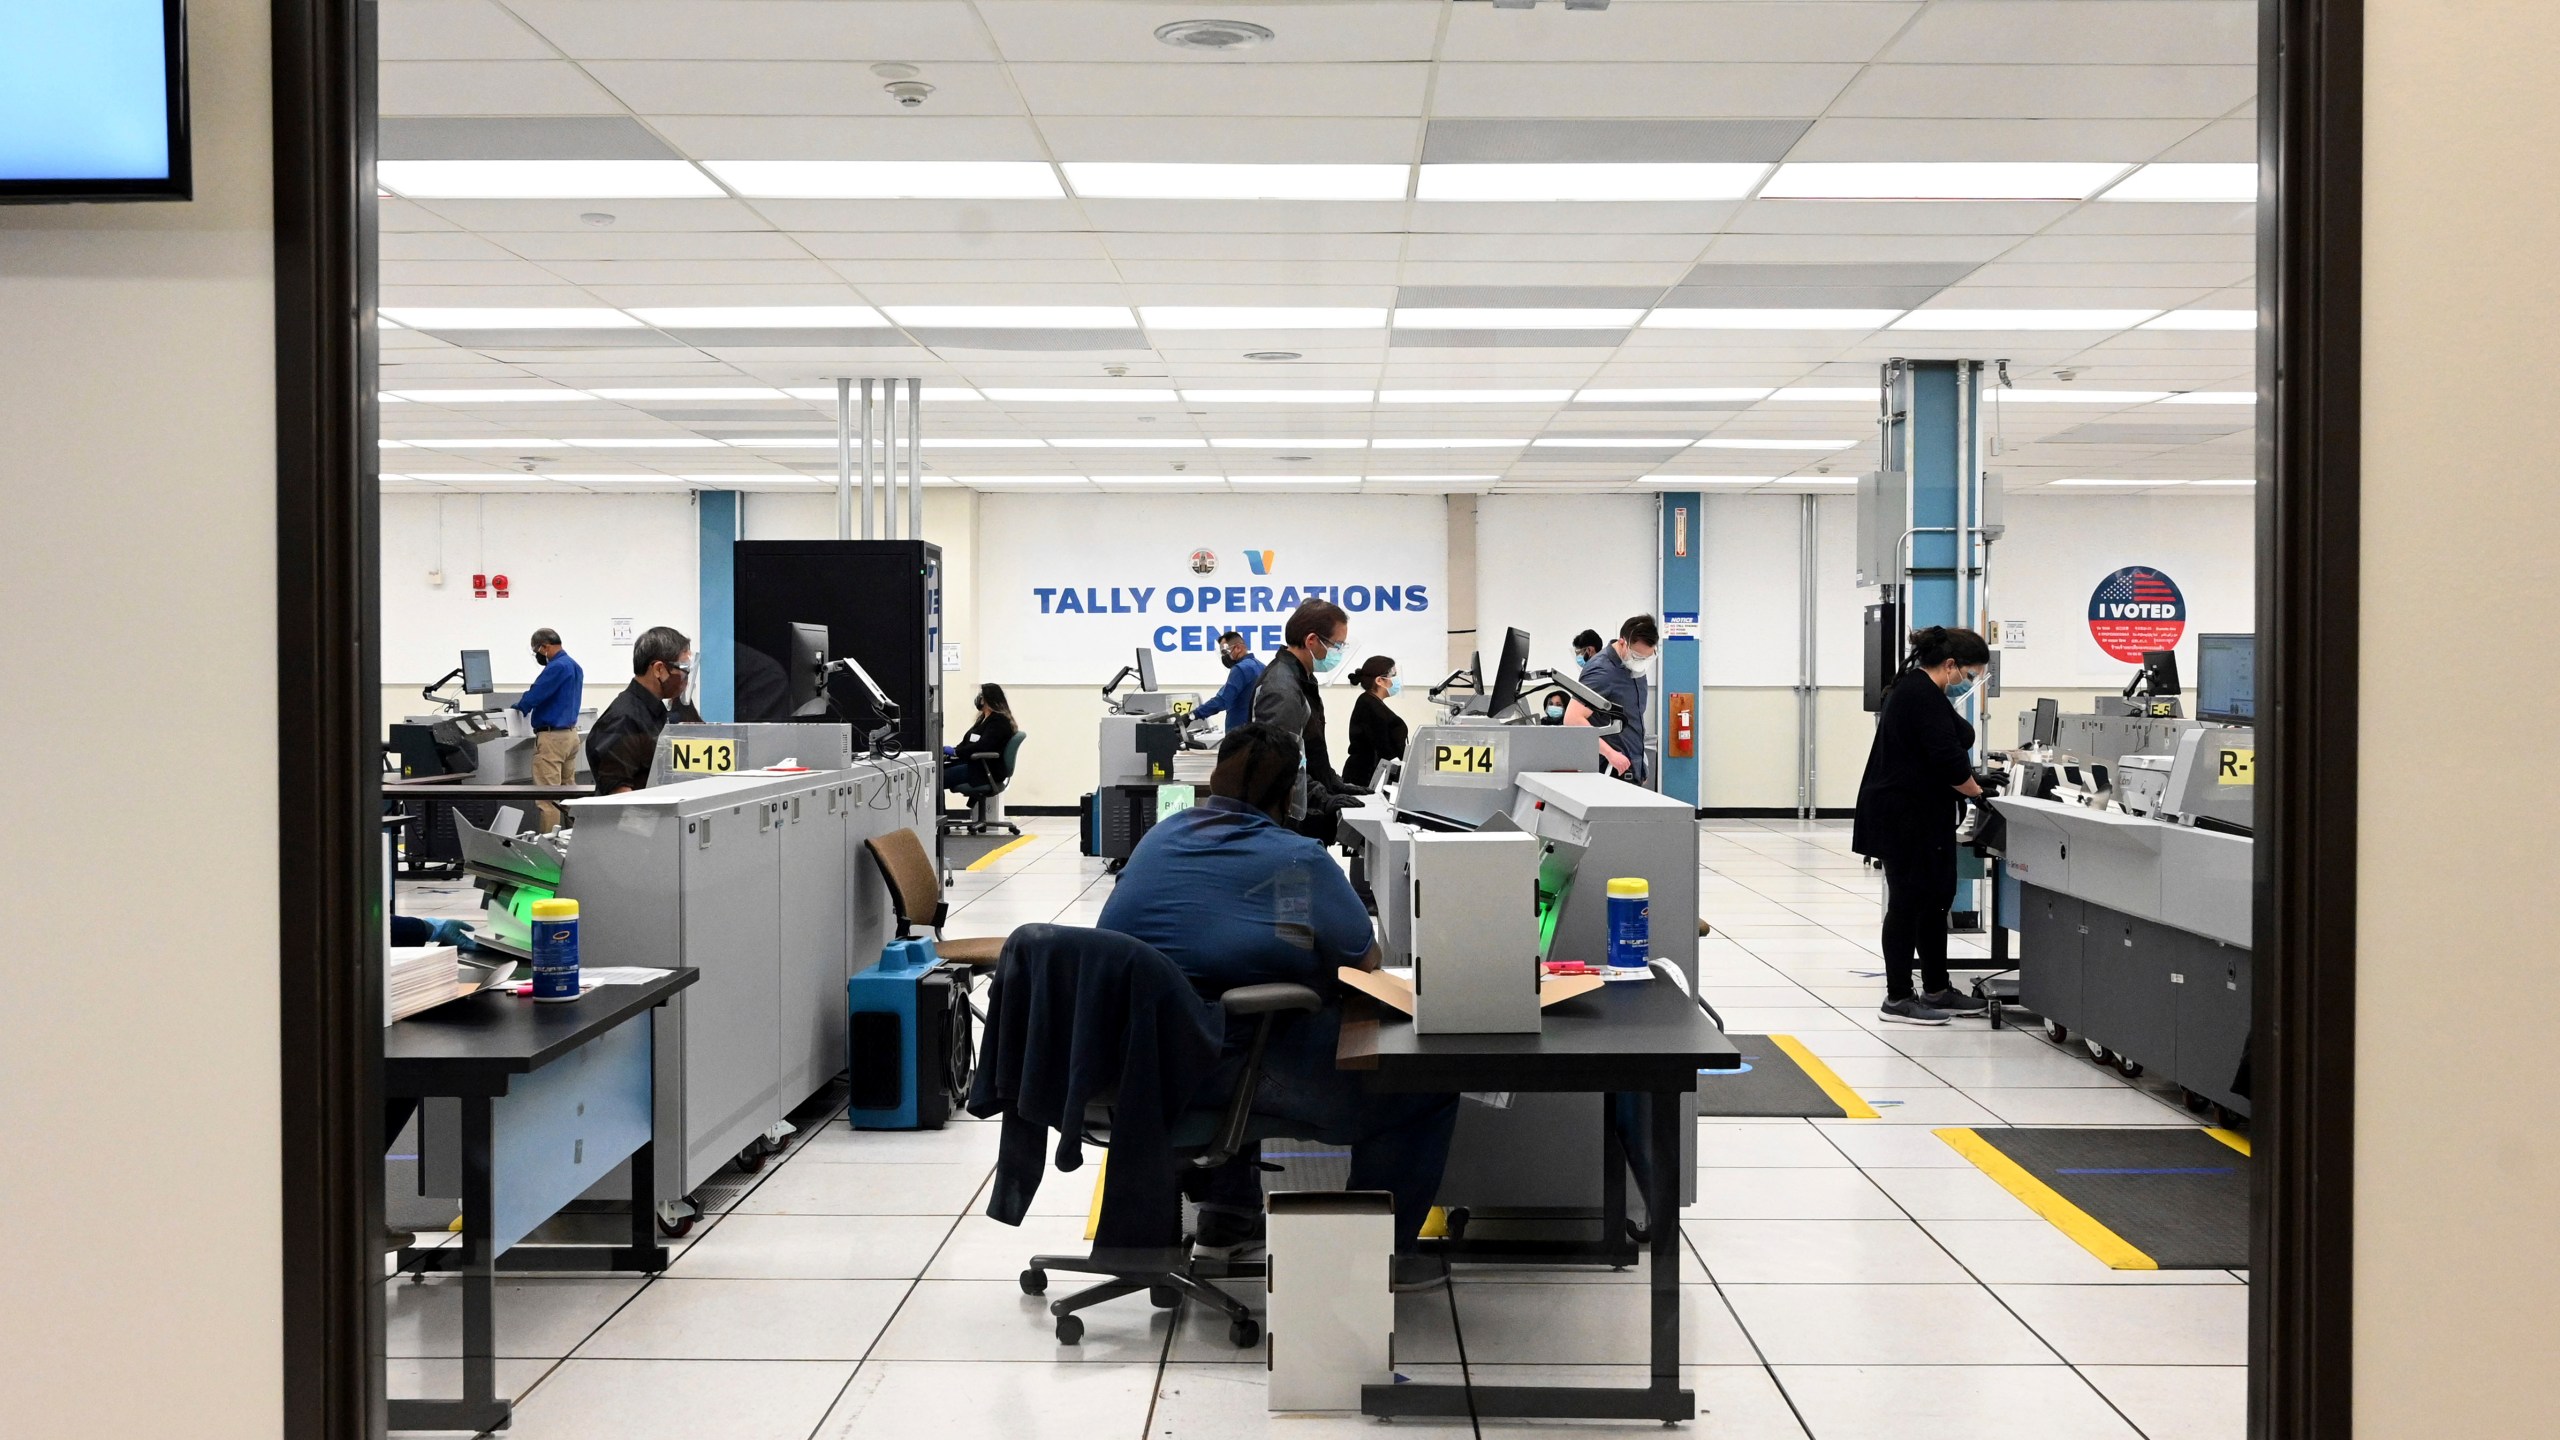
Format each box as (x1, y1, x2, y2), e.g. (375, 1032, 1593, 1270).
(1486, 627, 1532, 716)
(459, 649, 493, 696)
(2197, 633, 2256, 724)
(2131, 648, 2182, 697)
(787, 622, 830, 717)
(1135, 645, 1158, 694)
(2031, 697, 2061, 748)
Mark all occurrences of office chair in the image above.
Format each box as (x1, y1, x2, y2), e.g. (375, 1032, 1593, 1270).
(945, 729, 1027, 837)
(865, 827, 1010, 971)
(1004, 954, 1322, 1347)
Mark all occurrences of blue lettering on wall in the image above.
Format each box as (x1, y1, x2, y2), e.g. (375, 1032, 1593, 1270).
(1404, 585, 1429, 612)
(1035, 586, 1058, 613)
(1343, 584, 1370, 612)
(1057, 588, 1084, 614)
(1166, 586, 1194, 613)
(1152, 624, 1177, 650)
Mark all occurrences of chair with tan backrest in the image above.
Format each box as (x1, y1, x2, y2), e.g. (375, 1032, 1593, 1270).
(864, 825, 1008, 970)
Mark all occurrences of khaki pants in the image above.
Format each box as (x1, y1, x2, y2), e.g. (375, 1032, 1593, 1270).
(532, 728, 581, 831)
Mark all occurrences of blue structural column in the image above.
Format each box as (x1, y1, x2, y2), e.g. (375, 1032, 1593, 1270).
(1658, 492, 1703, 807)
(697, 490, 739, 722)
(1884, 360, 1988, 919)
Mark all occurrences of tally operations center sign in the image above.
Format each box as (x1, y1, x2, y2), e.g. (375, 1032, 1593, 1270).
(2086, 565, 2187, 663)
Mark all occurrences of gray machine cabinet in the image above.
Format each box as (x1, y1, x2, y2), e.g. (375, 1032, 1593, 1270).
(2174, 939, 2252, 1112)
(777, 783, 852, 1108)
(667, 794, 789, 1193)
(2017, 886, 2084, 1035)
(2081, 912, 2178, 1077)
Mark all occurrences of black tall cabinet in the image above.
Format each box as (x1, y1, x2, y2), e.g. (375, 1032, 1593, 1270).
(734, 539, 944, 754)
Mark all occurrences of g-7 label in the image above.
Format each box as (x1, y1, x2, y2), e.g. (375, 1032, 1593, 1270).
(1433, 743, 1496, 775)
(669, 738, 737, 775)
(2216, 747, 2255, 785)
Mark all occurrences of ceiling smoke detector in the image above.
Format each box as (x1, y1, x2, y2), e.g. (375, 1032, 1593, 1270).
(871, 62, 921, 80)
(1155, 18, 1275, 51)
(884, 79, 935, 107)
(1276, 454, 1314, 463)
(1245, 350, 1302, 362)
(579, 211, 616, 227)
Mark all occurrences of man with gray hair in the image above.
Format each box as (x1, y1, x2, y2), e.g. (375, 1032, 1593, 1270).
(510, 626, 584, 830)
(584, 626, 692, 798)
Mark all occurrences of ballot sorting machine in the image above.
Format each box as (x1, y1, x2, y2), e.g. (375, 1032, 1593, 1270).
(425, 730, 937, 1226)
(1083, 647, 1202, 862)
(1990, 706, 2255, 1117)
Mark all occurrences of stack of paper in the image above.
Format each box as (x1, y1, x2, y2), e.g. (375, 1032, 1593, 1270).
(386, 944, 459, 1024)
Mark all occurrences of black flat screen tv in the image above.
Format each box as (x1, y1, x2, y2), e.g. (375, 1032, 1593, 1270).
(0, 2, 192, 204)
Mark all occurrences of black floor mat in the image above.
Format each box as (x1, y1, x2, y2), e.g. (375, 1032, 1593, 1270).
(1956, 1126, 2249, 1269)
(1693, 1035, 1874, 1119)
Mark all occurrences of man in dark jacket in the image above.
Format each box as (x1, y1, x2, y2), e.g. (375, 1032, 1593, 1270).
(1578, 613, 1658, 783)
(1252, 599, 1361, 842)
(585, 625, 692, 796)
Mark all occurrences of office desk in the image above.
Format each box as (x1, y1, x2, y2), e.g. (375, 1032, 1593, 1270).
(1339, 977, 1740, 1424)
(386, 968, 697, 1434)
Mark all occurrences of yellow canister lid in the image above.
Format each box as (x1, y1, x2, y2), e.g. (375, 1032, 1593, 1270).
(530, 898, 580, 920)
(1606, 877, 1649, 898)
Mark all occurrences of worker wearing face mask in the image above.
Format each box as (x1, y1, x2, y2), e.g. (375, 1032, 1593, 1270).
(1252, 599, 1360, 843)
(1540, 689, 1571, 725)
(511, 627, 585, 831)
(1187, 629, 1265, 733)
(1851, 625, 1993, 1026)
(1343, 655, 1407, 789)
(1577, 614, 1660, 784)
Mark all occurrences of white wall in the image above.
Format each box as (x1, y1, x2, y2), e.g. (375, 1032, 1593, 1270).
(0, 3, 284, 1433)
(1476, 493, 1658, 675)
(2359, 4, 2560, 1429)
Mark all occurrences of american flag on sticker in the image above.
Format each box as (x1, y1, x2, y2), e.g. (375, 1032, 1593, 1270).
(2086, 565, 2187, 662)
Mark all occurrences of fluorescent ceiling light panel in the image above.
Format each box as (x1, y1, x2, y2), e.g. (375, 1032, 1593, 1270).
(2162, 391, 2256, 405)
(380, 307, 638, 329)
(2099, 163, 2258, 203)
(1090, 475, 1225, 484)
(1531, 437, 1691, 448)
(703, 160, 1062, 198)
(1760, 162, 2130, 201)
(2142, 309, 2257, 330)
(782, 386, 983, 402)
(1364, 475, 1498, 483)
(965, 476, 1091, 486)
(1232, 477, 1362, 487)
(2189, 478, 2257, 486)
(728, 437, 1046, 448)
(1370, 437, 1526, 449)
(378, 439, 412, 448)
(1140, 306, 1385, 330)
(884, 306, 1135, 328)
(1641, 308, 1901, 330)
(1062, 162, 1406, 201)
(1768, 387, 1875, 401)
(561, 437, 725, 448)
(1893, 309, 2159, 331)
(2052, 478, 2172, 486)
(1576, 388, 1772, 403)
(980, 388, 1178, 403)
(1997, 390, 2171, 404)
(628, 306, 887, 328)
(384, 388, 589, 402)
(377, 160, 723, 199)
(1209, 438, 1366, 449)
(1416, 162, 1766, 202)
(1641, 475, 1773, 486)
(1180, 389, 1374, 404)
(1394, 308, 1643, 329)
(1690, 437, 1856, 450)
(414, 438, 565, 448)
(591, 387, 790, 400)
(1380, 389, 1572, 404)
(1047, 438, 1207, 448)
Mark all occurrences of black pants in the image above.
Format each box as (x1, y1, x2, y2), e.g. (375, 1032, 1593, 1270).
(1879, 845, 1958, 1002)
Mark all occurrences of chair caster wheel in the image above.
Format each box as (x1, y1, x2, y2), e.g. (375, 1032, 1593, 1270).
(1150, 1284, 1180, 1309)
(1055, 1314, 1084, 1345)
(1019, 1268, 1047, 1295)
(1228, 1317, 1261, 1349)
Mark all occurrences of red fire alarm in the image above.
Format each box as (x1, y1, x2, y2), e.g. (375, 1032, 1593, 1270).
(471, 572, 488, 598)
(491, 573, 511, 599)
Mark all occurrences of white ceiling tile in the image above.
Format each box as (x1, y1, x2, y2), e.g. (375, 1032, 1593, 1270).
(381, 232, 524, 261)
(645, 116, 1051, 162)
(1833, 65, 2256, 121)
(1999, 234, 2255, 264)
(1110, 261, 1402, 287)
(1443, 2, 1918, 62)
(1034, 116, 1423, 164)
(1393, 262, 1691, 287)
(974, 2, 1444, 63)
(827, 258, 1129, 286)
(1073, 199, 1413, 232)
(380, 62, 628, 116)
(1408, 201, 1747, 236)
(412, 198, 779, 232)
(1727, 200, 2071, 235)
(1100, 231, 1406, 262)
(380, 259, 569, 286)
(379, 0, 553, 61)
(1881, 1, 2256, 66)
(505, 0, 998, 61)
(541, 260, 848, 287)
(805, 231, 1111, 261)
(1428, 64, 1857, 118)
(2043, 203, 2257, 235)
(584, 62, 1027, 116)
(1008, 63, 1432, 117)
(742, 199, 1085, 231)
(1695, 232, 2015, 263)
(2154, 119, 2258, 163)
(378, 199, 462, 232)
(490, 230, 813, 261)
(378, 284, 603, 307)
(1960, 263, 2251, 290)
(1783, 119, 2210, 163)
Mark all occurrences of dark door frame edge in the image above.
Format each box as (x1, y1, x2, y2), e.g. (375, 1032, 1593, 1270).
(2255, 1, 2360, 1436)
(275, 0, 381, 1436)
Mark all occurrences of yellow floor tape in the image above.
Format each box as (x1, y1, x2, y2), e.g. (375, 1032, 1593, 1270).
(1767, 1034, 1882, 1120)
(2205, 1126, 2251, 1156)
(1081, 1154, 1108, 1242)
(964, 834, 1037, 872)
(1934, 1127, 2159, 1270)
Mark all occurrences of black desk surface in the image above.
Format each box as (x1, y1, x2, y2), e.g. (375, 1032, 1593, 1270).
(387, 968, 697, 1097)
(1341, 975, 1741, 1093)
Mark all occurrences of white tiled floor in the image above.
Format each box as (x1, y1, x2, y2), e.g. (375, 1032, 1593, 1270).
(392, 818, 2241, 1439)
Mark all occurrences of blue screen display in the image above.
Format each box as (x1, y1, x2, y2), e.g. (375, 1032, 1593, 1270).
(0, 2, 175, 183)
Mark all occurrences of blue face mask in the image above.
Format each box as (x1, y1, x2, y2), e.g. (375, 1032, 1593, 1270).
(1311, 638, 1350, 674)
(1946, 670, 1979, 701)
(1386, 678, 1402, 698)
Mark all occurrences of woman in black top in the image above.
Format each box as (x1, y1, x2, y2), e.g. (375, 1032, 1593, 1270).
(1851, 626, 1991, 1025)
(944, 682, 1017, 791)
(1342, 656, 1408, 789)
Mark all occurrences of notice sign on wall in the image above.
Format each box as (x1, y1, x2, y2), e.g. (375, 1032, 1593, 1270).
(978, 493, 1448, 686)
(2086, 566, 2187, 662)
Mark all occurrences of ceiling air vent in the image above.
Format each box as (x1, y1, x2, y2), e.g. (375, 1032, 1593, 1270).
(1155, 19, 1275, 51)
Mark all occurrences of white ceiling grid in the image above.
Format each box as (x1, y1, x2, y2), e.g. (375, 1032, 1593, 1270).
(376, 0, 2259, 496)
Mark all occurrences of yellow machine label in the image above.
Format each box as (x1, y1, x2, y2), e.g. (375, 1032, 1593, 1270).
(1433, 743, 1497, 775)
(668, 737, 737, 775)
(1169, 698, 1195, 718)
(2216, 747, 2255, 785)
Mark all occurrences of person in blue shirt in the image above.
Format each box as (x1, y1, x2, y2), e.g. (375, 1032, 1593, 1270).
(1098, 723, 1459, 1277)
(1184, 629, 1264, 731)
(511, 627, 585, 831)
